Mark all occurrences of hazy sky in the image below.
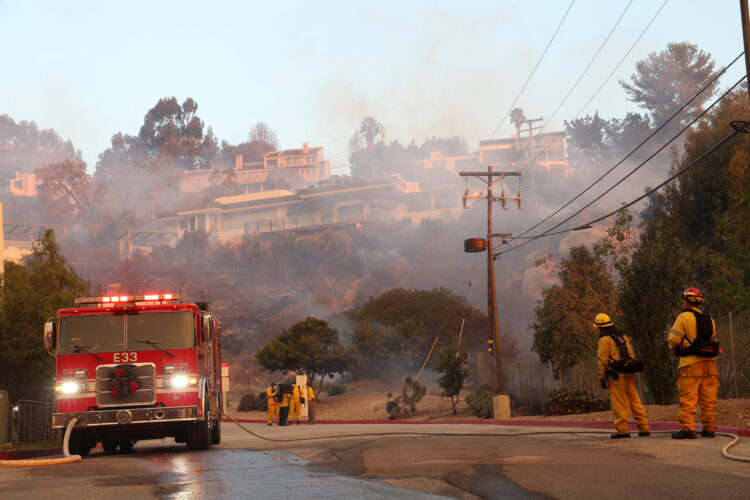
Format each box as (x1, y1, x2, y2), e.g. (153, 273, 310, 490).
(0, 0, 745, 173)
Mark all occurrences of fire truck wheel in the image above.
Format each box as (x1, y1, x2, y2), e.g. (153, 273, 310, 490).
(186, 396, 210, 450)
(118, 439, 135, 453)
(68, 429, 94, 457)
(210, 416, 221, 445)
(101, 438, 118, 453)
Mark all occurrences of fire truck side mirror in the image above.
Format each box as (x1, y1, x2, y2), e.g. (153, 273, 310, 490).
(202, 315, 212, 342)
(44, 319, 57, 354)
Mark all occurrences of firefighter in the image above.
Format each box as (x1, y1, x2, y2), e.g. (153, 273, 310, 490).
(305, 384, 316, 424)
(290, 384, 302, 425)
(266, 383, 279, 426)
(668, 287, 719, 439)
(277, 384, 292, 426)
(595, 313, 650, 439)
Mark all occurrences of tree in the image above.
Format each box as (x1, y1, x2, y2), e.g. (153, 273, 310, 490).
(510, 107, 527, 136)
(137, 96, 219, 170)
(356, 116, 385, 153)
(249, 122, 279, 150)
(347, 288, 488, 377)
(254, 317, 349, 390)
(436, 344, 470, 414)
(35, 158, 95, 226)
(89, 209, 145, 252)
(0, 114, 79, 179)
(620, 42, 718, 129)
(419, 136, 469, 158)
(175, 230, 211, 267)
(385, 376, 426, 419)
(531, 246, 617, 382)
(0, 229, 89, 401)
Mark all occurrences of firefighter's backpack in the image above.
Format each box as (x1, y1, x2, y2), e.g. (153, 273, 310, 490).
(677, 309, 719, 357)
(609, 333, 645, 373)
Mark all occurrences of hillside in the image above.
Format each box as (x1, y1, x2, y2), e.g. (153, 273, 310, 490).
(227, 379, 750, 429)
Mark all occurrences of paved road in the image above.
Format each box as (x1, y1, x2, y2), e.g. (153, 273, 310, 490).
(1, 421, 749, 499)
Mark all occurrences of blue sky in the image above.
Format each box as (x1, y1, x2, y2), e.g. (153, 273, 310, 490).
(0, 0, 744, 172)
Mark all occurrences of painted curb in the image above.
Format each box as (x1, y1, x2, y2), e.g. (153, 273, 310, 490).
(0, 448, 63, 460)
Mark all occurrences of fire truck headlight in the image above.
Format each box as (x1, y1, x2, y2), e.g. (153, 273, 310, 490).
(60, 381, 82, 394)
(170, 375, 189, 388)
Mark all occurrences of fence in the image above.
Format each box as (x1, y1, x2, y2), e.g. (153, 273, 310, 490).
(496, 309, 750, 415)
(14, 399, 60, 446)
(500, 357, 560, 414)
(716, 309, 750, 399)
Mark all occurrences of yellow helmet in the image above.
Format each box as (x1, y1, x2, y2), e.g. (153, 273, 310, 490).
(593, 313, 614, 328)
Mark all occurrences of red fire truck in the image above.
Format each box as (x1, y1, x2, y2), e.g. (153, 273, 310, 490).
(43, 294, 223, 456)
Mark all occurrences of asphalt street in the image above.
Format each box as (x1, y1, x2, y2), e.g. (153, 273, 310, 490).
(0, 421, 749, 499)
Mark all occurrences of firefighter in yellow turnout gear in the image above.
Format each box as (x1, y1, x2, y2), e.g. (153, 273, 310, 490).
(668, 287, 719, 439)
(305, 385, 316, 424)
(290, 385, 302, 425)
(595, 314, 650, 439)
(266, 383, 279, 426)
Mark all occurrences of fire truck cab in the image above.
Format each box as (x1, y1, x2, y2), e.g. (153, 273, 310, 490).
(44, 294, 223, 456)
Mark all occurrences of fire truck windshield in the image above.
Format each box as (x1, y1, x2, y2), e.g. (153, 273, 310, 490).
(58, 311, 196, 354)
(59, 314, 125, 354)
(125, 311, 196, 350)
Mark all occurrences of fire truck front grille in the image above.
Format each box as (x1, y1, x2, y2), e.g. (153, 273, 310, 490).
(96, 363, 156, 407)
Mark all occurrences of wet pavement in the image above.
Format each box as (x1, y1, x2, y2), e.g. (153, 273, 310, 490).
(0, 444, 453, 499)
(1, 421, 749, 499)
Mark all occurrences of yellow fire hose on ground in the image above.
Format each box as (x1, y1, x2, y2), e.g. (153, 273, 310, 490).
(218, 410, 750, 463)
(0, 418, 81, 467)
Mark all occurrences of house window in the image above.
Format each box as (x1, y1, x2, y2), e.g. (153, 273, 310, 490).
(337, 205, 363, 222)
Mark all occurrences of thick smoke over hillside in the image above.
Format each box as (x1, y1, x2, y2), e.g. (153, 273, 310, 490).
(0, 41, 725, 382)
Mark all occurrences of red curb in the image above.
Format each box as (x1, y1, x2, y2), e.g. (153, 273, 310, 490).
(222, 417, 750, 436)
(0, 448, 63, 460)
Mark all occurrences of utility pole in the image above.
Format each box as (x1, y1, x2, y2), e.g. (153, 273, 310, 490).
(460, 167, 521, 403)
(741, 0, 750, 104)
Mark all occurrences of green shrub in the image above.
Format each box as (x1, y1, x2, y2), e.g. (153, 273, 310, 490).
(386, 377, 426, 419)
(238, 391, 269, 412)
(465, 384, 495, 419)
(544, 388, 610, 416)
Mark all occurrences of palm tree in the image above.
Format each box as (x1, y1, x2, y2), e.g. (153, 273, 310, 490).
(358, 117, 385, 153)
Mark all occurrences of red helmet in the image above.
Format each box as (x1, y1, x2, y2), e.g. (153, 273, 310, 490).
(682, 287, 704, 304)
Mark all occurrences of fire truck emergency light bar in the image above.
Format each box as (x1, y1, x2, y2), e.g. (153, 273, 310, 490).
(74, 294, 179, 305)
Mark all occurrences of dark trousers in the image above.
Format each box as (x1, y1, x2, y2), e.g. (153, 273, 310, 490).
(278, 405, 290, 426)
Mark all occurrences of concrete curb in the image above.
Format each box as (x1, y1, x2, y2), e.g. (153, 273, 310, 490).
(222, 417, 750, 437)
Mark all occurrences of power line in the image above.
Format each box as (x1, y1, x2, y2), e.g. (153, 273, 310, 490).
(527, 0, 634, 147)
(496, 75, 746, 256)
(570, 128, 741, 229)
(573, 0, 669, 119)
(510, 52, 744, 242)
(459, 0, 575, 174)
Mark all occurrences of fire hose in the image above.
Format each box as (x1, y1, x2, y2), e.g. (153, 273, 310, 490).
(0, 418, 81, 467)
(218, 410, 750, 463)
(2, 412, 747, 466)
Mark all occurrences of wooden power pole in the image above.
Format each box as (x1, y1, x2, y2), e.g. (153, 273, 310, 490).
(741, 0, 750, 104)
(460, 167, 521, 395)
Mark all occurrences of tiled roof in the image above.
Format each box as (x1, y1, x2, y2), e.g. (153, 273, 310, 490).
(265, 147, 322, 158)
